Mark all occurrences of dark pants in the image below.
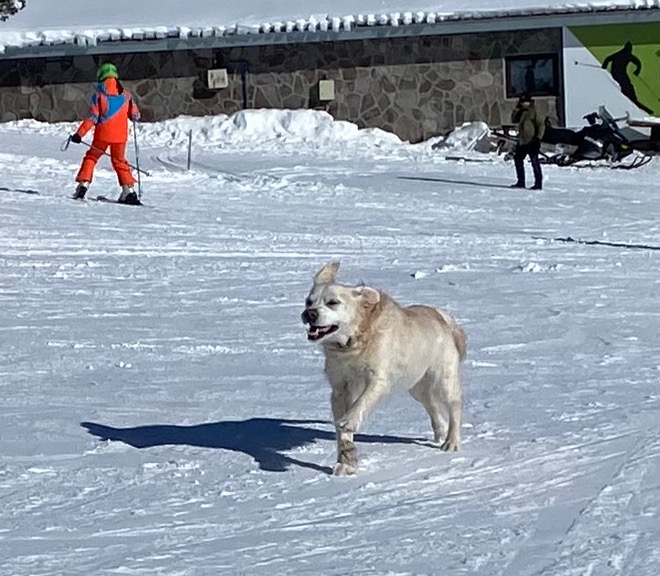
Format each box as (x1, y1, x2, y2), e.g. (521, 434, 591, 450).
(513, 141, 542, 187)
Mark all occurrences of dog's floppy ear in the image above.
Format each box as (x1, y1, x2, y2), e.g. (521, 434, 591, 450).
(314, 260, 340, 285)
(354, 285, 380, 305)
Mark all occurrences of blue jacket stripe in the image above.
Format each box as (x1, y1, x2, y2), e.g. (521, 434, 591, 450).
(98, 94, 128, 125)
(87, 94, 99, 122)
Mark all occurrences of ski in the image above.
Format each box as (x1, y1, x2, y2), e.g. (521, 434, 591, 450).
(71, 195, 145, 206)
(94, 195, 143, 206)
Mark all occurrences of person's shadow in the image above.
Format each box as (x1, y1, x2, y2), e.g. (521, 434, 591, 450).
(398, 175, 509, 189)
(81, 417, 422, 475)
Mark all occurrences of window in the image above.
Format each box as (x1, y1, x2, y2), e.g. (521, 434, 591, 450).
(505, 53, 559, 98)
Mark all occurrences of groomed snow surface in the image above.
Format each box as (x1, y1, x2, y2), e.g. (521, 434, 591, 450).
(1, 109, 659, 575)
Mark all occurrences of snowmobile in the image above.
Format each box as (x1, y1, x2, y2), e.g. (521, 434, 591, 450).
(494, 106, 653, 169)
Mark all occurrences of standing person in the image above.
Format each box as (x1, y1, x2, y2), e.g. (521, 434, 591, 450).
(70, 63, 141, 204)
(510, 93, 545, 190)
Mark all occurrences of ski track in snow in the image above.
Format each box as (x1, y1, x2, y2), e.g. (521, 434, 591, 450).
(1, 121, 659, 576)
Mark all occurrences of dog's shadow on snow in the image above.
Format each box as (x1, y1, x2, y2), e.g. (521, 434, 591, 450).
(81, 418, 421, 475)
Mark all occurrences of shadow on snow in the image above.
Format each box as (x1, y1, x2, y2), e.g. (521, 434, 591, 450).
(398, 175, 510, 189)
(81, 417, 422, 475)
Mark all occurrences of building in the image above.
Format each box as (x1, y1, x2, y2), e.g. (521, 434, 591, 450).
(0, 1, 659, 143)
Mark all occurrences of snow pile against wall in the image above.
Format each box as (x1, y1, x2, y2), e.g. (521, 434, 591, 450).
(428, 121, 491, 151)
(0, 0, 658, 53)
(3, 109, 409, 155)
(129, 110, 404, 152)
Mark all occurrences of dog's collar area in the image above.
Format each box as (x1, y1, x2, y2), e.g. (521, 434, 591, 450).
(325, 336, 356, 351)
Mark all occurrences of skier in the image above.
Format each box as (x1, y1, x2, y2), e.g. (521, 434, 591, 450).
(510, 93, 545, 190)
(70, 63, 141, 204)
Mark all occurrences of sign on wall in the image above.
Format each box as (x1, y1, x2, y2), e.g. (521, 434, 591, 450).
(207, 68, 229, 90)
(564, 23, 660, 128)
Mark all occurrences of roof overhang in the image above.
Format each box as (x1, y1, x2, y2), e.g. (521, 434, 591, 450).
(1, 6, 659, 60)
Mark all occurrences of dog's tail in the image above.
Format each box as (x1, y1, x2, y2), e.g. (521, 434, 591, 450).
(453, 325, 467, 361)
(435, 308, 467, 361)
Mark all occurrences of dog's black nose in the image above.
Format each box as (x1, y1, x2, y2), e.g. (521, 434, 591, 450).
(302, 309, 318, 324)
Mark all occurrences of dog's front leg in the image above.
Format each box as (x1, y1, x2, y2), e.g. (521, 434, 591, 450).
(337, 374, 388, 434)
(331, 386, 357, 476)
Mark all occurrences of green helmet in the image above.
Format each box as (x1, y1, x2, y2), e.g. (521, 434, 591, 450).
(97, 63, 119, 82)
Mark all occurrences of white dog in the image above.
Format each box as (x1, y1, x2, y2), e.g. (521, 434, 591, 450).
(302, 260, 467, 475)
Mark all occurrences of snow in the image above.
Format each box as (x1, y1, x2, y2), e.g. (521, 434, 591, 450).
(1, 0, 658, 52)
(1, 108, 660, 575)
(428, 121, 491, 151)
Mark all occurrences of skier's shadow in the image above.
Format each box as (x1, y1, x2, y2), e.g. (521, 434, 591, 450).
(398, 175, 508, 189)
(81, 417, 421, 475)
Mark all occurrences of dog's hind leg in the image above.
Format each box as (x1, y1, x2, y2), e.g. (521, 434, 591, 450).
(410, 375, 447, 444)
(437, 362, 463, 452)
(331, 386, 358, 475)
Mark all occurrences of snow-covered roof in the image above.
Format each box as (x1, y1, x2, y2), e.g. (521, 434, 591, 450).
(1, 0, 659, 55)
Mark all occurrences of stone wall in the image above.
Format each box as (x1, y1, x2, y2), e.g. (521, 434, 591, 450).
(0, 28, 561, 143)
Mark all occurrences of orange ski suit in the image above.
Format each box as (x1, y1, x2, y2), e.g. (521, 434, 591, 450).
(75, 77, 141, 186)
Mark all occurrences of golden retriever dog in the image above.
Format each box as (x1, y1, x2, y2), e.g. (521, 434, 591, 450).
(302, 260, 467, 475)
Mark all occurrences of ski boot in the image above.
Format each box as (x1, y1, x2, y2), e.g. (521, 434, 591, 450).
(72, 181, 89, 200)
(117, 185, 141, 205)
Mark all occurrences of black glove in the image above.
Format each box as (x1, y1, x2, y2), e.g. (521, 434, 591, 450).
(70, 133, 82, 144)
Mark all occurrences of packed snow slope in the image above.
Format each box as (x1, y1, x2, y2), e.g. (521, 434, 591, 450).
(1, 109, 659, 576)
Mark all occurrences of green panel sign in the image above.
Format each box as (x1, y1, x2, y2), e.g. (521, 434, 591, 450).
(571, 23, 660, 116)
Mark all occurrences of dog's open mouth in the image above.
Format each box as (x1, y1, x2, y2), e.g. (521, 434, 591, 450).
(307, 324, 339, 341)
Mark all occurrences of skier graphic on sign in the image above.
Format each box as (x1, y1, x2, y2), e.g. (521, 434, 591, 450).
(601, 41, 654, 114)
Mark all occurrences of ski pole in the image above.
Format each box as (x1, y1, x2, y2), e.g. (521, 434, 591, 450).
(132, 119, 143, 199)
(572, 61, 629, 93)
(574, 61, 660, 103)
(61, 136, 151, 177)
(574, 60, 603, 69)
(634, 74, 660, 103)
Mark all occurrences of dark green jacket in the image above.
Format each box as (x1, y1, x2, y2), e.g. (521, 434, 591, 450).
(511, 104, 545, 145)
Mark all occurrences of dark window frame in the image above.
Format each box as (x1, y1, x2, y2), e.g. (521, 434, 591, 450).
(505, 53, 560, 98)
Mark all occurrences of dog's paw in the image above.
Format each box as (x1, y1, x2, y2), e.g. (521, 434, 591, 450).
(333, 462, 357, 476)
(440, 438, 460, 452)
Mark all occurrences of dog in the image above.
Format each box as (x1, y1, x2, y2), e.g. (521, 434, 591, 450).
(302, 260, 467, 475)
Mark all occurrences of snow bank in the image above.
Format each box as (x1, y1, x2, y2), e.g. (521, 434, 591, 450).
(429, 121, 491, 152)
(139, 109, 404, 150)
(1, 109, 502, 162)
(2, 109, 407, 154)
